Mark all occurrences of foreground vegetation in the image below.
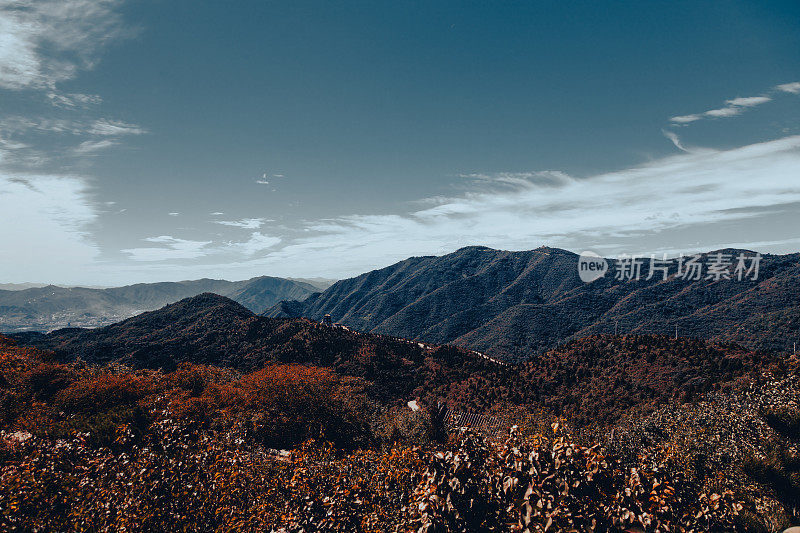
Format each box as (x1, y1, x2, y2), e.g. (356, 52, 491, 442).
(1, 335, 798, 531)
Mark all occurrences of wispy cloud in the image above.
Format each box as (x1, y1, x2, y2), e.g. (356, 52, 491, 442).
(671, 93, 772, 124)
(0, 172, 99, 281)
(776, 81, 800, 94)
(214, 217, 267, 229)
(234, 135, 800, 277)
(662, 129, 689, 152)
(458, 170, 572, 188)
(670, 114, 701, 124)
(0, 0, 128, 91)
(122, 236, 212, 262)
(726, 96, 771, 107)
(119, 230, 280, 264)
(0, 0, 149, 283)
(703, 106, 744, 118)
(669, 81, 800, 126)
(0, 116, 77, 135)
(96, 134, 800, 281)
(72, 139, 117, 154)
(0, 116, 145, 137)
(88, 119, 146, 136)
(227, 232, 281, 256)
(47, 92, 102, 108)
(256, 172, 285, 185)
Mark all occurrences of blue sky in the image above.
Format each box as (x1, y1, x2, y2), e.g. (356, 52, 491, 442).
(1, 0, 799, 285)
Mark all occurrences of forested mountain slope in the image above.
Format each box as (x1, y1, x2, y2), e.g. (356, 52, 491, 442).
(266, 246, 800, 361)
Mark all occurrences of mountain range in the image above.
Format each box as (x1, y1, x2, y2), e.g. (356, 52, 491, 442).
(12, 293, 510, 406)
(0, 276, 319, 333)
(4, 245, 799, 364)
(11, 292, 783, 423)
(266, 246, 800, 361)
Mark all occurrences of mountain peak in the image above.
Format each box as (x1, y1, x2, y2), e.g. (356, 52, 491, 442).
(454, 245, 496, 253)
(155, 292, 253, 317)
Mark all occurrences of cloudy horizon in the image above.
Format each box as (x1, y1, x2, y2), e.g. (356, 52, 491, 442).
(2, 1, 799, 285)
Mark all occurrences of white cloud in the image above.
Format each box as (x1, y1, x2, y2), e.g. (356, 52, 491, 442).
(704, 106, 744, 118)
(257, 172, 286, 184)
(72, 139, 117, 154)
(459, 170, 572, 188)
(0, 0, 127, 90)
(168, 212, 179, 216)
(214, 217, 266, 229)
(662, 130, 688, 152)
(671, 91, 772, 124)
(0, 117, 145, 137)
(234, 135, 800, 277)
(119, 230, 280, 265)
(0, 137, 37, 166)
(89, 119, 146, 136)
(776, 81, 800, 94)
(122, 236, 212, 262)
(210, 211, 224, 216)
(0, 116, 76, 135)
(228, 232, 281, 256)
(0, 171, 99, 281)
(85, 134, 800, 283)
(47, 92, 102, 108)
(0, 115, 145, 169)
(726, 96, 771, 107)
(670, 114, 701, 124)
(0, 138, 28, 152)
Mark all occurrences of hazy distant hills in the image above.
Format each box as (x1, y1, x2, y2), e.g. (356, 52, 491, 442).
(0, 283, 52, 291)
(285, 277, 338, 291)
(266, 246, 800, 361)
(0, 276, 319, 333)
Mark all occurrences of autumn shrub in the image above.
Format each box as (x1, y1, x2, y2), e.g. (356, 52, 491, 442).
(373, 404, 433, 445)
(407, 426, 744, 532)
(20, 362, 76, 400)
(49, 373, 154, 447)
(742, 400, 800, 525)
(239, 364, 372, 449)
(168, 363, 236, 395)
(170, 363, 210, 396)
(54, 372, 149, 413)
(0, 422, 291, 532)
(607, 372, 800, 531)
(274, 440, 425, 532)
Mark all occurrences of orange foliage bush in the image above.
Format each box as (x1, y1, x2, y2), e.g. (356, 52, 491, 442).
(238, 364, 371, 449)
(20, 362, 77, 400)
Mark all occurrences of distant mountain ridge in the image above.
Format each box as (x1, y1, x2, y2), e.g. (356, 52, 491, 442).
(0, 276, 318, 333)
(265, 246, 800, 361)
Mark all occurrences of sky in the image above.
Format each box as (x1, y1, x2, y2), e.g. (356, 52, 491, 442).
(1, 0, 799, 285)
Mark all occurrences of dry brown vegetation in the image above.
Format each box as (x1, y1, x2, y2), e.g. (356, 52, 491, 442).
(1, 334, 799, 531)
